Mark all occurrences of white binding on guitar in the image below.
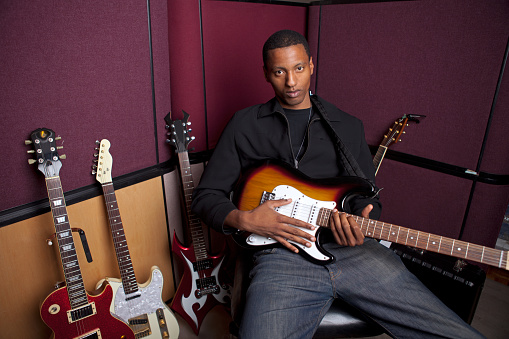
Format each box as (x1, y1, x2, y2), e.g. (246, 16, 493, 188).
(94, 139, 179, 339)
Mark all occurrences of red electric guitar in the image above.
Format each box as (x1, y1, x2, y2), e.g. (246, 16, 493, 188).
(27, 128, 135, 339)
(165, 111, 231, 334)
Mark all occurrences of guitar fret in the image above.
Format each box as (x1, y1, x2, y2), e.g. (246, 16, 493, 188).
(101, 184, 139, 294)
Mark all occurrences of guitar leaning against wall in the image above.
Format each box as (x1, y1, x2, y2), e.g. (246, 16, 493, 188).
(93, 139, 179, 339)
(373, 114, 425, 176)
(28, 128, 135, 339)
(165, 111, 231, 335)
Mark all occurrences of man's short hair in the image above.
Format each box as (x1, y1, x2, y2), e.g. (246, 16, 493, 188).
(262, 29, 311, 67)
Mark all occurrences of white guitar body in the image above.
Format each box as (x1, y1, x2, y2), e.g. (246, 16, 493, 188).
(97, 266, 179, 339)
(245, 185, 336, 262)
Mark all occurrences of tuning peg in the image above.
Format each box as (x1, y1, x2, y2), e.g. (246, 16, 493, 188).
(187, 122, 191, 125)
(57, 146, 63, 150)
(91, 170, 97, 175)
(94, 153, 98, 157)
(28, 159, 37, 165)
(55, 137, 61, 141)
(25, 140, 32, 145)
(92, 165, 97, 169)
(95, 140, 100, 144)
(188, 128, 192, 132)
(59, 154, 66, 160)
(27, 150, 35, 154)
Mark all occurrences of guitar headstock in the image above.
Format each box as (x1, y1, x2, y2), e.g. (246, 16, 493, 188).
(164, 110, 195, 153)
(380, 114, 426, 148)
(26, 128, 65, 177)
(92, 139, 113, 184)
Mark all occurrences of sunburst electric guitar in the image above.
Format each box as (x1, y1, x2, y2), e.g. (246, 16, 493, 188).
(165, 111, 231, 334)
(93, 139, 179, 339)
(232, 160, 509, 270)
(373, 114, 425, 176)
(29, 128, 135, 339)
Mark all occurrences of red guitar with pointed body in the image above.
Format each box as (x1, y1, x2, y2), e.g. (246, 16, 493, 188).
(165, 112, 231, 334)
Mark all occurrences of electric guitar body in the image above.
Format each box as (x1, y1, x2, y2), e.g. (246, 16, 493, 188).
(165, 111, 231, 334)
(41, 283, 133, 339)
(232, 160, 509, 270)
(171, 232, 230, 334)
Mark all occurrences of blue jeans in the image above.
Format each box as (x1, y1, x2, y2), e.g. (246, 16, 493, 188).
(239, 239, 485, 339)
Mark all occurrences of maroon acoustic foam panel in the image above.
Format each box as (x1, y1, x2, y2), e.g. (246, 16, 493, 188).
(312, 0, 509, 246)
(201, 1, 307, 150)
(314, 0, 509, 170)
(0, 0, 170, 212)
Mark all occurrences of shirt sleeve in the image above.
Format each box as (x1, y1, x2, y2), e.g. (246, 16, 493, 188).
(191, 114, 241, 234)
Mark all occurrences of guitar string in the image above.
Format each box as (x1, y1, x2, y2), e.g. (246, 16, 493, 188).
(276, 199, 505, 266)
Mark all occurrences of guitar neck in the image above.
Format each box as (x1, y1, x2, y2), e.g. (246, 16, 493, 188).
(45, 176, 88, 309)
(101, 183, 138, 295)
(372, 145, 387, 176)
(177, 151, 208, 261)
(317, 208, 508, 270)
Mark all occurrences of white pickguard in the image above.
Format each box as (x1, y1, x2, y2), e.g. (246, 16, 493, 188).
(180, 254, 229, 328)
(246, 185, 336, 261)
(100, 267, 179, 339)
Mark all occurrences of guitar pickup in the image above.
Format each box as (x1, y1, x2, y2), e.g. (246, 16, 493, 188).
(260, 191, 275, 204)
(67, 302, 96, 323)
(193, 259, 213, 271)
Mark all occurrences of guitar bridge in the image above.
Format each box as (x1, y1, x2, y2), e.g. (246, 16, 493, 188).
(260, 191, 275, 204)
(128, 313, 151, 338)
(195, 276, 219, 297)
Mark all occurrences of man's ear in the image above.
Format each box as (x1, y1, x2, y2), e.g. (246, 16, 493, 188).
(309, 56, 314, 76)
(263, 65, 269, 82)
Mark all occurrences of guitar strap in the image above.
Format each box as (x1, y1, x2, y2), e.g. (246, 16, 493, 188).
(310, 95, 368, 180)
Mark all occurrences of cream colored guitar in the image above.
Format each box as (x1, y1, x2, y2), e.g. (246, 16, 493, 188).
(94, 139, 179, 339)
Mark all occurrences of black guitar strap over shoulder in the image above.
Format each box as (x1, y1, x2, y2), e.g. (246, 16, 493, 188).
(310, 95, 368, 180)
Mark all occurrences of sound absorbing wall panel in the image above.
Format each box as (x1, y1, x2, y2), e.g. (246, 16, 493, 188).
(167, 0, 307, 153)
(0, 0, 171, 213)
(310, 0, 509, 246)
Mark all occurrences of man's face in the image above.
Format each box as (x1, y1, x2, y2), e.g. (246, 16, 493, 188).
(264, 44, 314, 110)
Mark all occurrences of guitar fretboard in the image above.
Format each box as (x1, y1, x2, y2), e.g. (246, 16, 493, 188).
(317, 207, 508, 269)
(101, 183, 138, 295)
(46, 176, 88, 309)
(178, 152, 208, 262)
